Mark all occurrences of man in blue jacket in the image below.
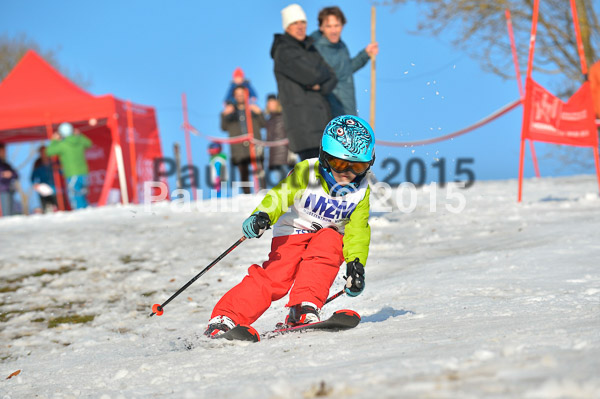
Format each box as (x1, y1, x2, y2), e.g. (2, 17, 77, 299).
(310, 6, 379, 117)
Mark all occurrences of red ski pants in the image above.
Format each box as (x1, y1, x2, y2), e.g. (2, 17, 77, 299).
(210, 228, 344, 326)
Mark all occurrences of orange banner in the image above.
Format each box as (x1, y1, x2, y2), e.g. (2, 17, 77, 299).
(518, 0, 600, 202)
(522, 78, 598, 148)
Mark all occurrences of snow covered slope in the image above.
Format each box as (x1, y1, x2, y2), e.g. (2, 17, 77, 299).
(1, 175, 599, 398)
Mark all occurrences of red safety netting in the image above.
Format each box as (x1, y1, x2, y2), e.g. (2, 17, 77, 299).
(376, 99, 522, 147)
(188, 98, 523, 149)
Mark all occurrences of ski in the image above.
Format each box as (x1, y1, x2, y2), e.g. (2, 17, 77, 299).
(204, 310, 360, 343)
(263, 309, 361, 339)
(216, 324, 261, 342)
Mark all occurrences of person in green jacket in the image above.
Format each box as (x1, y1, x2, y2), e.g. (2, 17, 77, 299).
(46, 122, 92, 209)
(204, 115, 374, 338)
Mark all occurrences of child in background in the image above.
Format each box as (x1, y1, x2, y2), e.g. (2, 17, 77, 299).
(208, 142, 227, 197)
(204, 115, 375, 337)
(224, 67, 258, 105)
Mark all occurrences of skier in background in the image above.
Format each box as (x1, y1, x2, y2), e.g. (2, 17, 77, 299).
(204, 115, 374, 337)
(208, 142, 227, 197)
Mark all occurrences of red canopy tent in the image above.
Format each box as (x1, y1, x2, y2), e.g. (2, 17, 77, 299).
(0, 50, 165, 210)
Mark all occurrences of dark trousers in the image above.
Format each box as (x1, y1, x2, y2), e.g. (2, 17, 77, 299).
(40, 195, 57, 213)
(235, 159, 265, 194)
(237, 162, 251, 194)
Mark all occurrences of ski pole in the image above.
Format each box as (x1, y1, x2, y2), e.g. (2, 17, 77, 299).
(150, 236, 247, 317)
(325, 289, 345, 305)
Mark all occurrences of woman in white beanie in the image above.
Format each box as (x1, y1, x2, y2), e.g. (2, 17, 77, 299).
(270, 3, 338, 161)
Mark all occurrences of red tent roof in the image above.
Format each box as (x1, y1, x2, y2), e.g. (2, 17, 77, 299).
(0, 50, 94, 107)
(0, 50, 114, 141)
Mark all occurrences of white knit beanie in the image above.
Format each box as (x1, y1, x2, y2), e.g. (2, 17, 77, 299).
(281, 4, 307, 30)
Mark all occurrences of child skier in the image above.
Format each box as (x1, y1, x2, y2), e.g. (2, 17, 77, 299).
(204, 115, 374, 337)
(208, 142, 227, 197)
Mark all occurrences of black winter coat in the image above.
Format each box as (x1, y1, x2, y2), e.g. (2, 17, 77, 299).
(270, 33, 337, 153)
(265, 112, 290, 167)
(220, 107, 266, 165)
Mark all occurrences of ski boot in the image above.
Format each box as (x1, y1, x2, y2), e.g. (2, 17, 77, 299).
(284, 302, 320, 327)
(203, 315, 235, 338)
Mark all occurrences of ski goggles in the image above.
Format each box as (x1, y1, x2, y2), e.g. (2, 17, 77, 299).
(324, 153, 372, 175)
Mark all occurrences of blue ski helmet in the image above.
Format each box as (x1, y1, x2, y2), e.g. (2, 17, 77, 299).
(208, 142, 222, 155)
(320, 115, 375, 163)
(318, 115, 375, 195)
(58, 122, 74, 137)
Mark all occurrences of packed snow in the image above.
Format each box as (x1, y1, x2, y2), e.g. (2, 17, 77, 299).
(1, 175, 599, 398)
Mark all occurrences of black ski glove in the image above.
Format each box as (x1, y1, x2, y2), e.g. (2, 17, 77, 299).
(242, 211, 271, 238)
(344, 258, 365, 297)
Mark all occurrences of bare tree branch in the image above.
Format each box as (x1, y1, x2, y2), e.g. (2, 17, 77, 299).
(0, 33, 90, 88)
(388, 0, 600, 92)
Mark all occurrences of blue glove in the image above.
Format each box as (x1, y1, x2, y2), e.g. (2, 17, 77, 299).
(344, 258, 365, 297)
(242, 211, 271, 239)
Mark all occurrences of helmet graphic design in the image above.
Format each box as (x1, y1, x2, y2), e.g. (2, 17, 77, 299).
(321, 115, 374, 163)
(318, 115, 376, 196)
